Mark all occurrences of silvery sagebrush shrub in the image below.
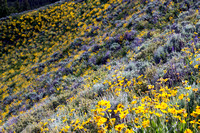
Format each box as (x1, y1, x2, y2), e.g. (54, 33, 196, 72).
(104, 91, 129, 111)
(92, 83, 105, 97)
(115, 20, 124, 28)
(131, 13, 138, 20)
(81, 45, 89, 51)
(167, 51, 184, 61)
(82, 78, 107, 99)
(109, 42, 121, 51)
(50, 51, 60, 58)
(52, 78, 61, 87)
(124, 62, 137, 72)
(79, 51, 90, 61)
(88, 55, 97, 65)
(58, 61, 68, 67)
(125, 17, 134, 28)
(194, 1, 200, 9)
(178, 11, 190, 19)
(134, 61, 152, 75)
(124, 40, 130, 46)
(191, 53, 200, 68)
(170, 22, 182, 33)
(180, 21, 190, 27)
(3, 95, 14, 105)
(154, 46, 167, 64)
(151, 66, 166, 83)
(137, 41, 151, 52)
(150, 11, 161, 24)
(57, 67, 72, 76)
(196, 14, 200, 21)
(165, 33, 185, 53)
(195, 21, 200, 34)
(106, 36, 115, 45)
(122, 69, 139, 80)
(26, 92, 39, 101)
(182, 24, 195, 38)
(195, 42, 200, 49)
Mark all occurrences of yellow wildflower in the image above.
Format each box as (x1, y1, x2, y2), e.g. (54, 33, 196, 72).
(115, 123, 126, 132)
(185, 86, 191, 90)
(142, 120, 150, 128)
(184, 129, 193, 133)
(125, 128, 134, 133)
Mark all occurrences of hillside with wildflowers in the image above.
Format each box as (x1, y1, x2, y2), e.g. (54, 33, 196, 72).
(0, 0, 200, 132)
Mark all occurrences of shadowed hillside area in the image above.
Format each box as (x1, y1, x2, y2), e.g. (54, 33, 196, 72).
(0, 0, 59, 18)
(0, 0, 200, 132)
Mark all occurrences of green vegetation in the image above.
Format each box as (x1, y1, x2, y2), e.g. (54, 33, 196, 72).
(0, 0, 200, 132)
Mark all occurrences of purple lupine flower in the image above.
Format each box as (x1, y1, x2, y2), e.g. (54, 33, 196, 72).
(81, 45, 89, 51)
(91, 44, 100, 52)
(194, 36, 198, 45)
(172, 46, 174, 52)
(125, 30, 136, 41)
(7, 117, 18, 127)
(115, 34, 123, 42)
(88, 56, 96, 65)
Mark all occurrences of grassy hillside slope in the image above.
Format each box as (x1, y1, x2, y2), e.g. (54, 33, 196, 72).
(0, 0, 200, 132)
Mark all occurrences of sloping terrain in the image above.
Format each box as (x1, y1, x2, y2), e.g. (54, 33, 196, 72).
(0, 0, 59, 18)
(0, 0, 200, 132)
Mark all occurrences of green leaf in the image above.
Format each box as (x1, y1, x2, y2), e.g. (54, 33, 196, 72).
(150, 120, 157, 129)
